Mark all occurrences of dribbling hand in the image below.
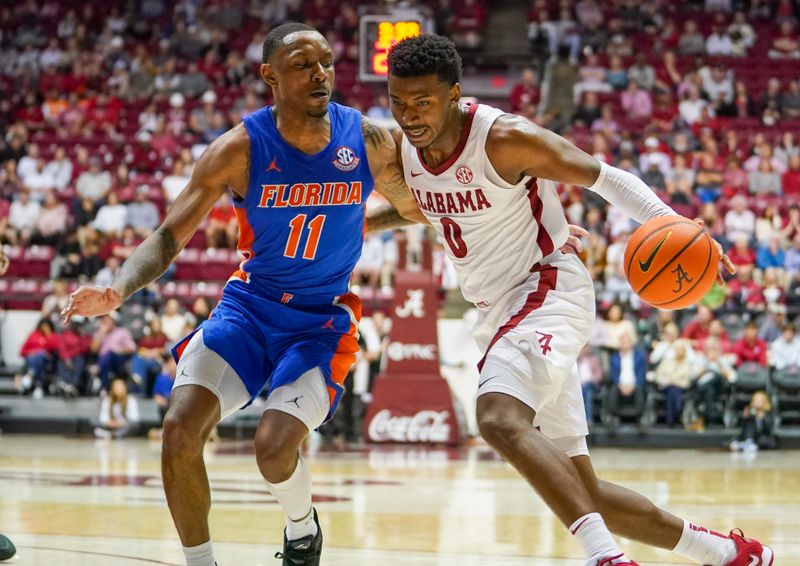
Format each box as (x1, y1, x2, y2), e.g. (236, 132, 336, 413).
(561, 224, 590, 254)
(0, 252, 8, 276)
(61, 286, 123, 323)
(693, 218, 735, 285)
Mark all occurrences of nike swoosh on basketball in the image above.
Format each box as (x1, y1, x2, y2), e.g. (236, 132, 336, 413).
(638, 231, 672, 272)
(410, 171, 424, 177)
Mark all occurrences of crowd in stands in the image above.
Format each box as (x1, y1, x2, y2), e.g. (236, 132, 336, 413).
(516, 0, 800, 439)
(1, 0, 800, 440)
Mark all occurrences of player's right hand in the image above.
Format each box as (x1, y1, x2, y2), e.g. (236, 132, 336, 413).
(693, 217, 735, 285)
(61, 286, 123, 323)
(0, 252, 9, 275)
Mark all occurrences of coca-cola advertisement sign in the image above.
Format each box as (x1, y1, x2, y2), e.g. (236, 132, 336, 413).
(367, 409, 451, 443)
(363, 374, 464, 445)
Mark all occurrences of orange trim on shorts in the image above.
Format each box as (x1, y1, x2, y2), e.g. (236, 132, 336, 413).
(326, 321, 359, 408)
(336, 291, 363, 320)
(326, 292, 362, 407)
(229, 269, 249, 282)
(173, 334, 193, 361)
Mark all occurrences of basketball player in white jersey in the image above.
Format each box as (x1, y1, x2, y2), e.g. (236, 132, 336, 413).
(368, 34, 773, 566)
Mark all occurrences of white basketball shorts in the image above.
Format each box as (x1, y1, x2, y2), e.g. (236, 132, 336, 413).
(474, 250, 596, 457)
(174, 329, 330, 431)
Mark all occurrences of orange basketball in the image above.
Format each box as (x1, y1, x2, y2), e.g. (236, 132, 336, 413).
(624, 216, 720, 310)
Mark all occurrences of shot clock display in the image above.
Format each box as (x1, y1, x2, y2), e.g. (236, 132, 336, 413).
(358, 14, 430, 81)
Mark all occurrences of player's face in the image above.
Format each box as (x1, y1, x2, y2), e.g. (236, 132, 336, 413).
(387, 73, 459, 149)
(261, 32, 334, 119)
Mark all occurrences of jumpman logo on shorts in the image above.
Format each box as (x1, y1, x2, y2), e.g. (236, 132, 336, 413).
(180, 368, 188, 378)
(286, 395, 304, 408)
(321, 317, 335, 330)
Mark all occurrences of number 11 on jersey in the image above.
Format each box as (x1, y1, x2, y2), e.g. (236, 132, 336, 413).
(284, 214, 326, 260)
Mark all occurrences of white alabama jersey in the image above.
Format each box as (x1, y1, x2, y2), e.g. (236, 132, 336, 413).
(401, 103, 569, 307)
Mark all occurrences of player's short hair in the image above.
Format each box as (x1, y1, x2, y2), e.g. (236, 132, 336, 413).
(262, 22, 319, 63)
(388, 34, 462, 86)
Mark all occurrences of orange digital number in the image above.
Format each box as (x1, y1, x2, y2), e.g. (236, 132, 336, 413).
(371, 21, 421, 77)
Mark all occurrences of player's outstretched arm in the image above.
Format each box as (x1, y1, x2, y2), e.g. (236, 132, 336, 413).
(61, 126, 250, 322)
(361, 117, 429, 234)
(486, 115, 734, 281)
(486, 114, 674, 220)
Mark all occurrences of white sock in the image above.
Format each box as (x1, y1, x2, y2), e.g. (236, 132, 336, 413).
(182, 539, 216, 566)
(265, 456, 318, 541)
(569, 512, 628, 566)
(672, 520, 736, 565)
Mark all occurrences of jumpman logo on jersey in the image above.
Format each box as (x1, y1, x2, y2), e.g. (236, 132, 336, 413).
(286, 395, 304, 408)
(322, 317, 335, 330)
(265, 157, 282, 173)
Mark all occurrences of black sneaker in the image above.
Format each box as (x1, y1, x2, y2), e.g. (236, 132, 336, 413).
(0, 533, 17, 560)
(274, 509, 323, 565)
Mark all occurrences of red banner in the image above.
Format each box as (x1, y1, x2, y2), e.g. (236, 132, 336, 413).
(363, 270, 465, 445)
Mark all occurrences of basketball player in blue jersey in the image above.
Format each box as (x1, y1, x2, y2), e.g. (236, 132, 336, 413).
(61, 23, 424, 566)
(367, 34, 771, 566)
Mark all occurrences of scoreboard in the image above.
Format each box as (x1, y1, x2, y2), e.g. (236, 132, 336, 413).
(358, 13, 431, 82)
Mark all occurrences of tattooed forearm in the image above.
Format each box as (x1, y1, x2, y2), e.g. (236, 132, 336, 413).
(366, 204, 415, 234)
(361, 117, 392, 151)
(111, 228, 179, 300)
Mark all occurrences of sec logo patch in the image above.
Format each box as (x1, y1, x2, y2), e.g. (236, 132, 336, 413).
(455, 165, 473, 184)
(333, 146, 360, 171)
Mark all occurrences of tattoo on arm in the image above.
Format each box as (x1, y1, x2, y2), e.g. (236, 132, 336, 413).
(366, 204, 414, 234)
(111, 228, 179, 300)
(361, 117, 392, 151)
(379, 161, 409, 198)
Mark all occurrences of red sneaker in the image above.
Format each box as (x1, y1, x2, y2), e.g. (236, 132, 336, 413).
(725, 529, 774, 566)
(597, 555, 639, 566)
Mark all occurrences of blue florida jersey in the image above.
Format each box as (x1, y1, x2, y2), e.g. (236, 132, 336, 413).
(235, 102, 374, 298)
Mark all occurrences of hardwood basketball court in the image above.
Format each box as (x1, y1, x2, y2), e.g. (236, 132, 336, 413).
(0, 435, 797, 565)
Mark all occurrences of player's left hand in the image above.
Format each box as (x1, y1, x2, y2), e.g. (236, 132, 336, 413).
(693, 218, 735, 285)
(561, 224, 590, 255)
(61, 286, 123, 323)
(0, 250, 8, 275)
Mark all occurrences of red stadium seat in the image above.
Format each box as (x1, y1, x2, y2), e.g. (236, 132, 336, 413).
(2, 247, 24, 277)
(199, 248, 237, 281)
(186, 231, 206, 249)
(190, 281, 223, 301)
(22, 246, 55, 278)
(174, 248, 200, 281)
(7, 279, 45, 310)
(161, 281, 190, 301)
(0, 279, 9, 307)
